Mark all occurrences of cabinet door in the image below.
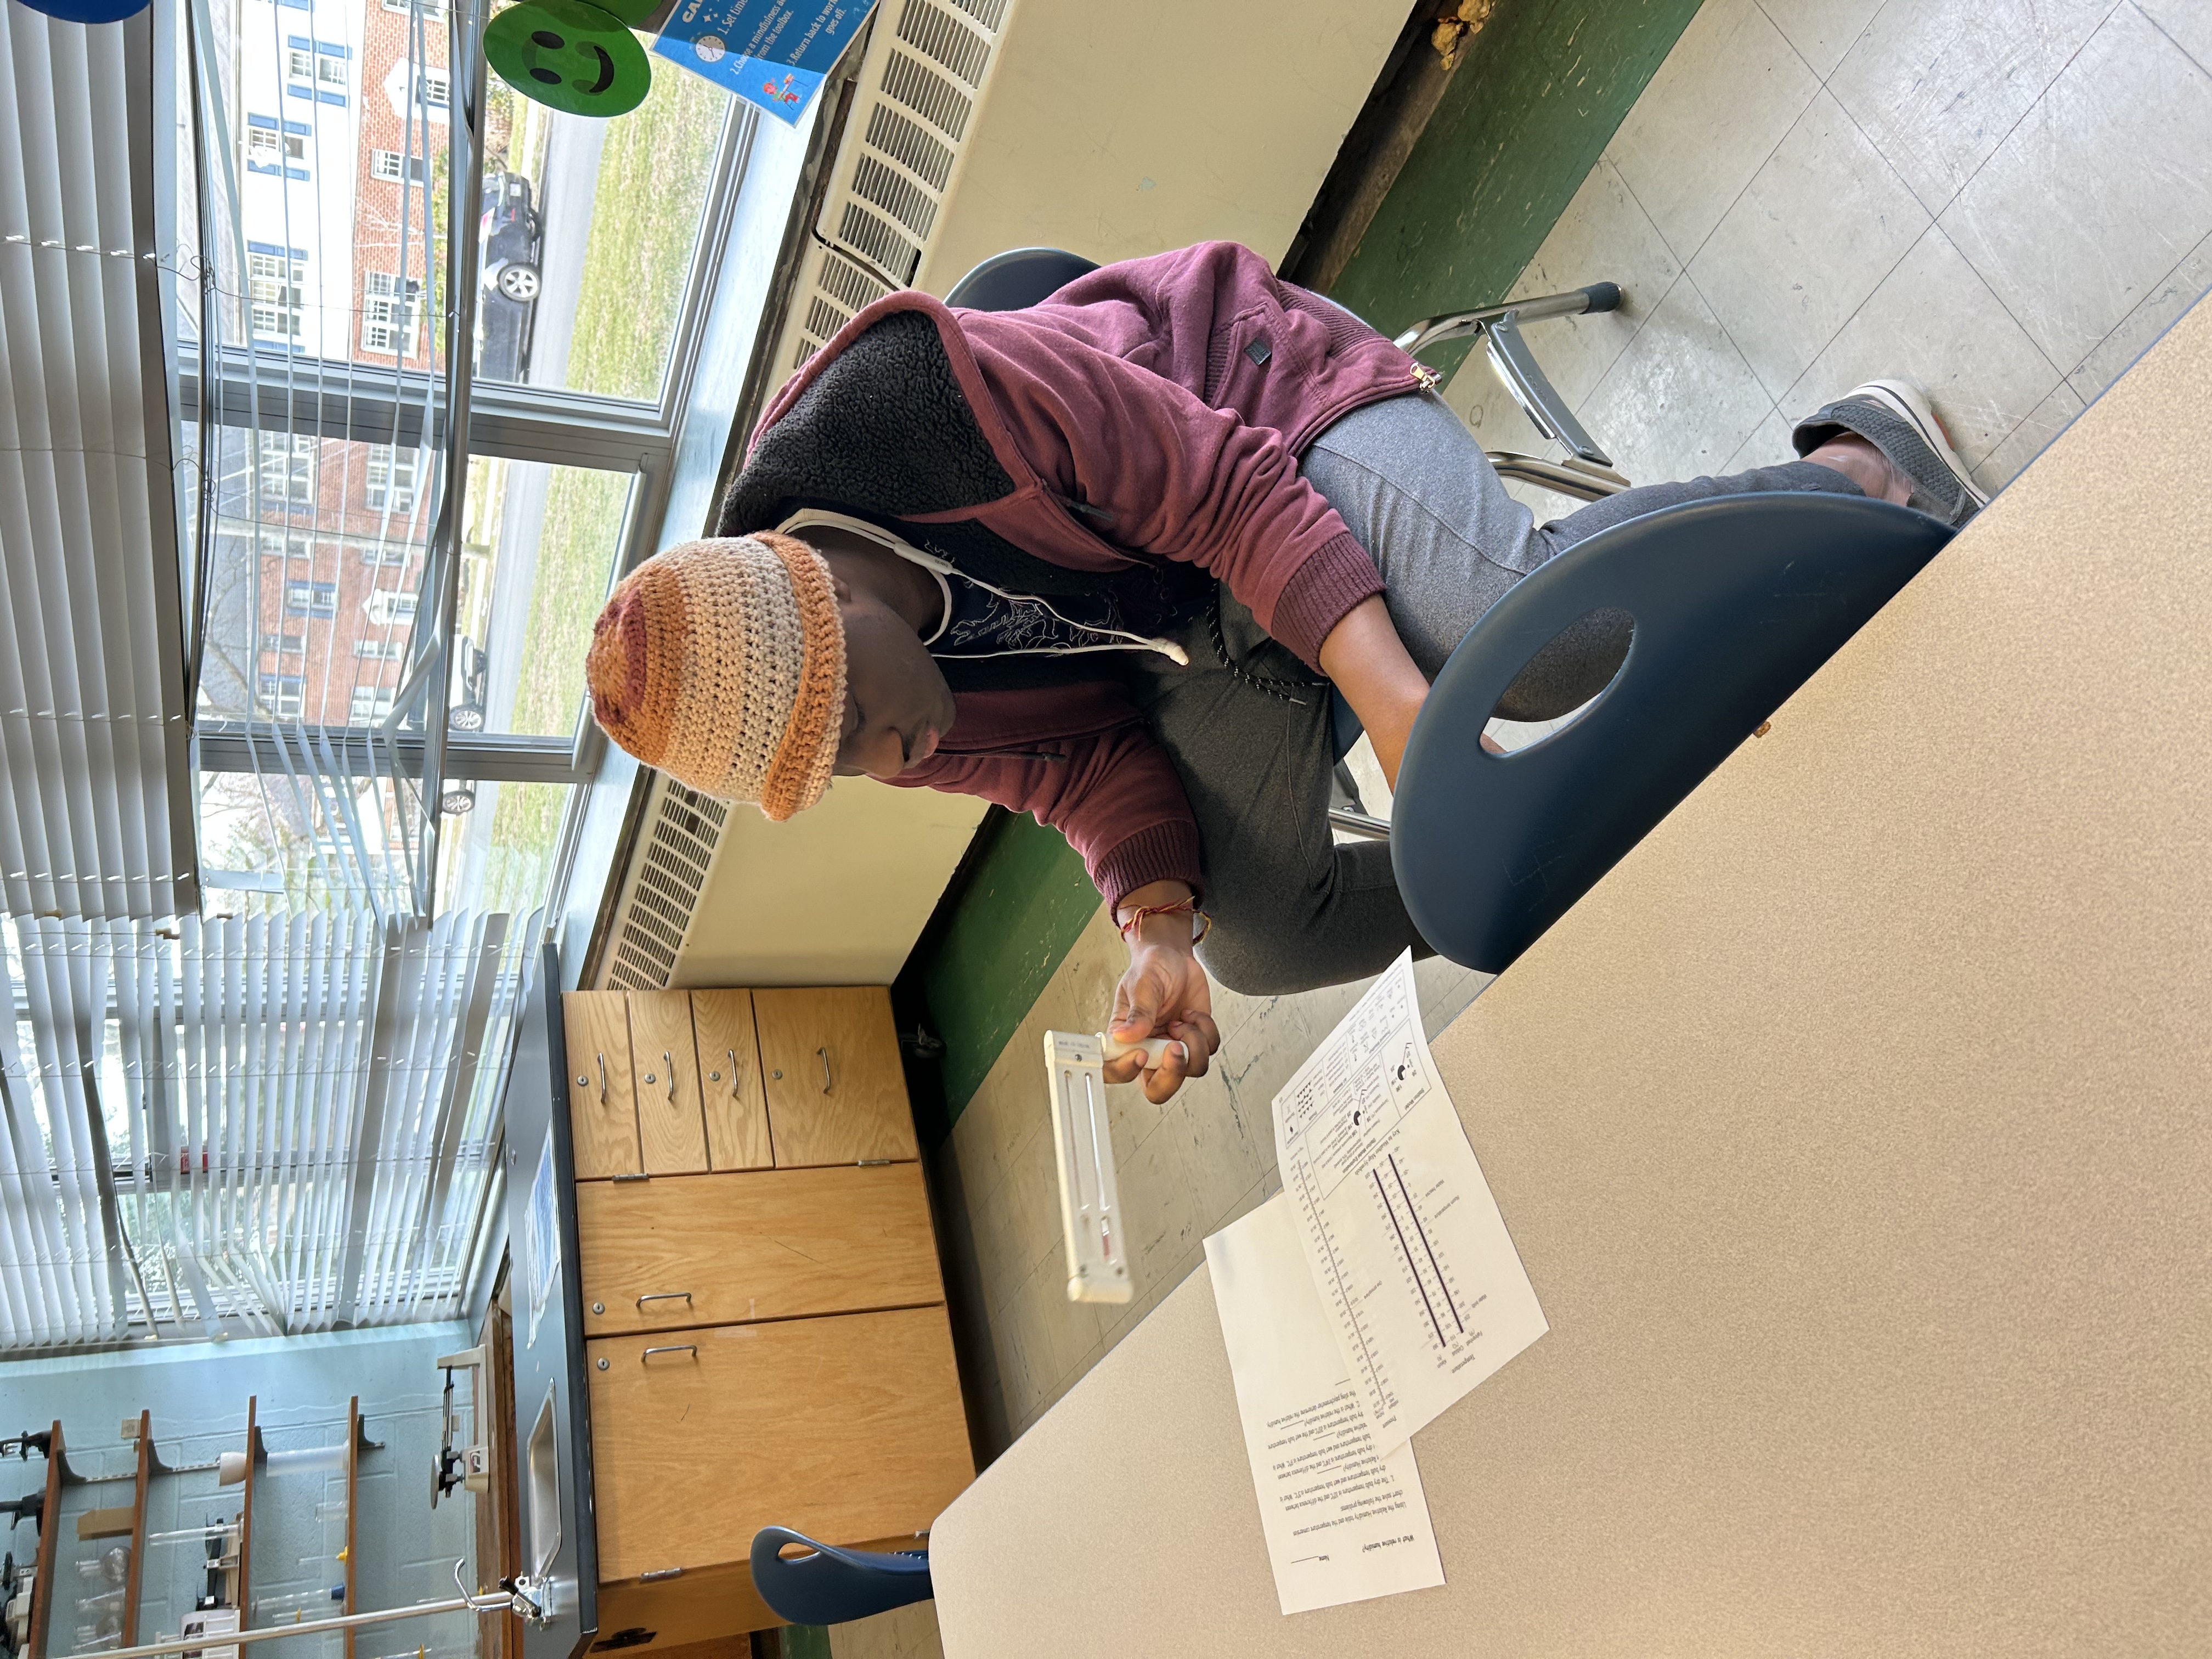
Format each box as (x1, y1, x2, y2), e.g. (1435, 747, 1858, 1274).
(627, 990, 708, 1175)
(753, 988, 918, 1166)
(562, 992, 640, 1179)
(687, 990, 772, 1171)
(589, 1306, 972, 1579)
(577, 1164, 944, 1336)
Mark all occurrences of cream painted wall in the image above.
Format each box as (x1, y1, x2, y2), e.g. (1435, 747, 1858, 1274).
(673, 776, 989, 988)
(917, 0, 1409, 291)
(672, 0, 1403, 991)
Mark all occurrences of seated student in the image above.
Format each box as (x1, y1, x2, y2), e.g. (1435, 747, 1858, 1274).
(585, 241, 1982, 1103)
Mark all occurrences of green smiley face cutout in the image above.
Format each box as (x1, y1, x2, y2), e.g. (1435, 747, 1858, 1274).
(486, 0, 651, 118)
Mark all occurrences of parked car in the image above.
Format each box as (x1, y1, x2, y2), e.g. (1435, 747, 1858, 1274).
(476, 171, 541, 382)
(449, 635, 489, 731)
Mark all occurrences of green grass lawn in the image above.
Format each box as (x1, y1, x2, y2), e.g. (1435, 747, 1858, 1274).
(481, 69, 731, 898)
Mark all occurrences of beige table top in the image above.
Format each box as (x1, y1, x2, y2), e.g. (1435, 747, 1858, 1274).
(928, 292, 2212, 1656)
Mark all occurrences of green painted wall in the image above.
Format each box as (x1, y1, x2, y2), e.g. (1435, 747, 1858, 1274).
(1330, 0, 1707, 372)
(906, 0, 1706, 1131)
(921, 811, 1102, 1123)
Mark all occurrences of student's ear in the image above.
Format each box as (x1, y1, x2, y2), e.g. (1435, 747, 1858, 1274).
(827, 572, 854, 603)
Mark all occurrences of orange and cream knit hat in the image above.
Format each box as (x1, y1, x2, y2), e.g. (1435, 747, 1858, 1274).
(585, 533, 847, 821)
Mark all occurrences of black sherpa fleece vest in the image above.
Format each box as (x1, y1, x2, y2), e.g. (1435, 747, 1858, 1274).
(714, 312, 1206, 692)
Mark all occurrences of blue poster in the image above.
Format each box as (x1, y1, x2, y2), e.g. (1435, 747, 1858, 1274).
(654, 0, 872, 123)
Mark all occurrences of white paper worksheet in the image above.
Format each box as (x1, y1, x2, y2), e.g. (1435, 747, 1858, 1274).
(1274, 950, 1548, 1449)
(1205, 1194, 1446, 1615)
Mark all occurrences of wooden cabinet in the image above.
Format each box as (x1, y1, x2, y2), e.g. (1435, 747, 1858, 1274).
(589, 1307, 972, 1581)
(628, 990, 710, 1175)
(563, 991, 640, 1180)
(560, 983, 965, 1642)
(689, 990, 772, 1171)
(754, 988, 918, 1166)
(576, 1164, 943, 1336)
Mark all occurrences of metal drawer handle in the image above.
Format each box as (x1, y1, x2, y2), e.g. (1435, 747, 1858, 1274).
(635, 1292, 693, 1308)
(727, 1049, 740, 1097)
(597, 1052, 608, 1104)
(640, 1345, 697, 1363)
(663, 1052, 676, 1103)
(817, 1046, 833, 1093)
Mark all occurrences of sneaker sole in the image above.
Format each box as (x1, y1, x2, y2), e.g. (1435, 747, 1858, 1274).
(1848, 379, 1990, 510)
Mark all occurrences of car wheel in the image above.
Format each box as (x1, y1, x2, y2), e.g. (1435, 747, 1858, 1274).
(497, 263, 540, 302)
(449, 706, 485, 732)
(441, 787, 478, 816)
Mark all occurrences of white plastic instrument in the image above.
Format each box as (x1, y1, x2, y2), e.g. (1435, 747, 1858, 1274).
(1041, 1030, 1181, 1304)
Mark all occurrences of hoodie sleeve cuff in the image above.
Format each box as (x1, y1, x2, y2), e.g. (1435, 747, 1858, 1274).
(1267, 528, 1386, 670)
(1090, 818, 1205, 916)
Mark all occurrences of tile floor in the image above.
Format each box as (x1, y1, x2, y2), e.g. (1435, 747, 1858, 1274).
(831, 2, 2212, 1651)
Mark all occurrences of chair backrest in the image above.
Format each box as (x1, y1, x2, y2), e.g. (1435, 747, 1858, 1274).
(1391, 493, 1953, 974)
(944, 247, 1101, 312)
(749, 1526, 934, 1627)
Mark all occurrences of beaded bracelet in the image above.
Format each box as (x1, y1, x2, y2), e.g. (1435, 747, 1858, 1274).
(1117, 896, 1212, 946)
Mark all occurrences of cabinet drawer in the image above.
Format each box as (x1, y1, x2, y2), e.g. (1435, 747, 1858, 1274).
(563, 992, 640, 1179)
(689, 990, 772, 1171)
(589, 1307, 973, 1580)
(629, 990, 708, 1175)
(577, 1164, 944, 1336)
(753, 988, 917, 1166)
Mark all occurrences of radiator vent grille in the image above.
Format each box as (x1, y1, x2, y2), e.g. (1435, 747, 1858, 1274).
(597, 777, 729, 991)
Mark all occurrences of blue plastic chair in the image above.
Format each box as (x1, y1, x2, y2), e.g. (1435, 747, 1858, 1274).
(944, 247, 1101, 311)
(1390, 493, 1954, 974)
(750, 1526, 934, 1626)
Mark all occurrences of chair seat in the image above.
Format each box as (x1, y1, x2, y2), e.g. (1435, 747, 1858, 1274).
(1391, 493, 1954, 974)
(751, 1526, 934, 1627)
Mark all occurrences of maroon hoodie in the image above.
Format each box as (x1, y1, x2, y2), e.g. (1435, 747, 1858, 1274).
(730, 241, 1429, 910)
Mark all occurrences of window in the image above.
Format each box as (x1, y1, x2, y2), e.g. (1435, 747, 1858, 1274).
(285, 46, 313, 81)
(284, 580, 338, 617)
(365, 443, 418, 512)
(364, 589, 419, 627)
(261, 630, 307, 656)
(316, 53, 347, 90)
(257, 674, 306, 718)
(257, 432, 316, 504)
(416, 69, 450, 108)
(354, 637, 408, 661)
(362, 272, 422, 357)
(370, 148, 427, 185)
(246, 250, 304, 340)
(349, 686, 397, 724)
(382, 0, 446, 10)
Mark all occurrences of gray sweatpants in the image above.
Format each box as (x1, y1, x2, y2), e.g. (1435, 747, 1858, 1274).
(1120, 388, 1861, 996)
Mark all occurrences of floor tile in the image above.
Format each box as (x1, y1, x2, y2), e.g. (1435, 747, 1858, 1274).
(1502, 157, 1686, 408)
(1723, 405, 1799, 472)
(1785, 224, 2062, 468)
(2136, 0, 2212, 72)
(989, 1119, 1063, 1307)
(1689, 88, 1929, 399)
(1754, 0, 1882, 76)
(828, 1599, 945, 1659)
(1969, 381, 2086, 494)
(1176, 1069, 1270, 1227)
(1940, 2, 2212, 374)
(1580, 276, 1779, 485)
(1607, 0, 1822, 262)
(1112, 1107, 1205, 1296)
(2067, 226, 2212, 403)
(1827, 0, 2118, 217)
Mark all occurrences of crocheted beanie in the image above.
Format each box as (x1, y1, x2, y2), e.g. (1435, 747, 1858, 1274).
(585, 533, 848, 821)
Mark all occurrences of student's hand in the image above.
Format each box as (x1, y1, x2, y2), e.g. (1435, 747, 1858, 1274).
(1103, 887, 1221, 1104)
(1317, 596, 1431, 789)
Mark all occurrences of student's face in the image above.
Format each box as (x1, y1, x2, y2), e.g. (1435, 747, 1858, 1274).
(832, 579, 958, 778)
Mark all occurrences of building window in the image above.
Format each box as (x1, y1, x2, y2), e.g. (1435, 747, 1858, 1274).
(261, 629, 307, 657)
(349, 686, 397, 724)
(370, 148, 427, 185)
(364, 589, 419, 627)
(316, 52, 348, 90)
(258, 675, 306, 718)
(257, 432, 316, 505)
(354, 637, 408, 661)
(416, 69, 450, 107)
(284, 580, 338, 618)
(246, 250, 305, 340)
(365, 443, 418, 512)
(382, 0, 446, 11)
(362, 271, 422, 357)
(285, 46, 314, 81)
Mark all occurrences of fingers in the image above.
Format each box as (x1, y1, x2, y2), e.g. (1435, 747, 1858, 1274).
(1142, 1034, 1192, 1104)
